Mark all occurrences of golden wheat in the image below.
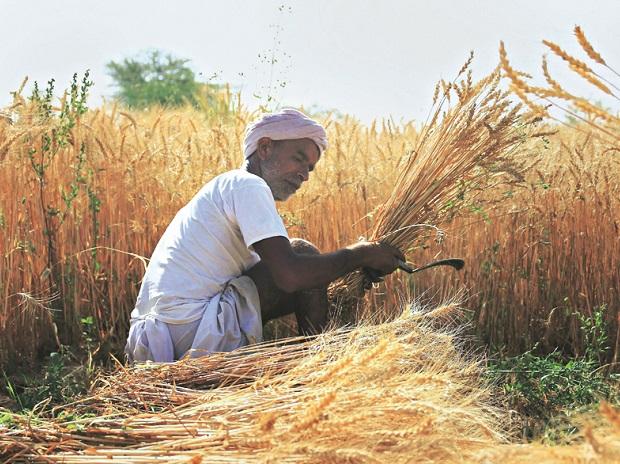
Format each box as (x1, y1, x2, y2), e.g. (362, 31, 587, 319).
(502, 27, 620, 146)
(0, 40, 618, 373)
(0, 310, 509, 463)
(329, 58, 534, 308)
(574, 25, 606, 65)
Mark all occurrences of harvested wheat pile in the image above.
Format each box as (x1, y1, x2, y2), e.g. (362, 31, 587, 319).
(1, 303, 508, 463)
(2, 303, 619, 463)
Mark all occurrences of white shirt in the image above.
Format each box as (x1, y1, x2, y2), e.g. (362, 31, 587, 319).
(131, 169, 288, 324)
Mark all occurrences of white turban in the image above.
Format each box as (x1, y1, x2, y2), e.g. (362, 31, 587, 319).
(243, 108, 328, 159)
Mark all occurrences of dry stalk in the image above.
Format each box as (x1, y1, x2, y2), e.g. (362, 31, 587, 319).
(329, 59, 531, 305)
(501, 27, 620, 146)
(0, 309, 512, 463)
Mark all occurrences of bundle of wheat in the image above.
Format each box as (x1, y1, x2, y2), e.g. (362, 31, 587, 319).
(0, 303, 508, 463)
(328, 56, 533, 309)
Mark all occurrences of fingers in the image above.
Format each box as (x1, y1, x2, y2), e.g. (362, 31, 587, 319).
(377, 240, 406, 263)
(364, 267, 385, 283)
(349, 240, 406, 276)
(397, 260, 414, 273)
(363, 268, 384, 291)
(376, 240, 405, 261)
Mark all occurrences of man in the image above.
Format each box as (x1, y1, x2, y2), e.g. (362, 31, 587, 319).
(126, 108, 404, 362)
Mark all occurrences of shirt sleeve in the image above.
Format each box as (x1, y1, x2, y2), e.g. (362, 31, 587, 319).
(230, 183, 289, 249)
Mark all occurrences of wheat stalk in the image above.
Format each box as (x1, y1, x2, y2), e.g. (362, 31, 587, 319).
(574, 25, 620, 84)
(0, 308, 511, 463)
(329, 58, 532, 306)
(501, 34, 620, 146)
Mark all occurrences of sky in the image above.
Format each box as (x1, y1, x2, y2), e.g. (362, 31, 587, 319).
(1, 0, 618, 123)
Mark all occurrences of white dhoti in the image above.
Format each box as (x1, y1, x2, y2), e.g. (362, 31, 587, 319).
(125, 276, 262, 363)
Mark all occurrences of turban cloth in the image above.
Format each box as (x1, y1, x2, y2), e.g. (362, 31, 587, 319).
(243, 108, 328, 159)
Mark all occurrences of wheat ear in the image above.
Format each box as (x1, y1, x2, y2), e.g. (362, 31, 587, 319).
(544, 38, 620, 94)
(574, 25, 606, 65)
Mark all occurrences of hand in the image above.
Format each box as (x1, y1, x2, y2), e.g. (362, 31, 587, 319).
(362, 267, 385, 290)
(347, 240, 405, 276)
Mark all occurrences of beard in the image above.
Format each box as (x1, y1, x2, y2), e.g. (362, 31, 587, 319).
(266, 178, 297, 201)
(260, 161, 298, 201)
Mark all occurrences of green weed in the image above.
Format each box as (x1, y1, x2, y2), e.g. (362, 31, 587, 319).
(488, 305, 619, 441)
(1, 347, 91, 412)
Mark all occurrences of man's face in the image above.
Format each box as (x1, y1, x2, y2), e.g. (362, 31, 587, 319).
(258, 138, 321, 201)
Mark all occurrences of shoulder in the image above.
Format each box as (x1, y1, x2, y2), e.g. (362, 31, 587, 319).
(215, 169, 270, 192)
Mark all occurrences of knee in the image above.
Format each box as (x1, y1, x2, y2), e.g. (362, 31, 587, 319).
(290, 238, 320, 255)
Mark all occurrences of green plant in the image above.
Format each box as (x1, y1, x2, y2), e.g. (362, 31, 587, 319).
(0, 410, 15, 428)
(1, 348, 91, 411)
(488, 305, 618, 440)
(2, 371, 23, 411)
(576, 304, 611, 363)
(491, 348, 613, 414)
(0, 313, 104, 415)
(26, 72, 94, 340)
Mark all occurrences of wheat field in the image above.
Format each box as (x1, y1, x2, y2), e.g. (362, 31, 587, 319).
(0, 81, 617, 368)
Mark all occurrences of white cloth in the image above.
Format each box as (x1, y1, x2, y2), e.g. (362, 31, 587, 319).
(125, 275, 262, 362)
(243, 108, 328, 159)
(125, 169, 288, 362)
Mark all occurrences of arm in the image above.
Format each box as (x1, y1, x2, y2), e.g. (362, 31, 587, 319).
(252, 236, 404, 293)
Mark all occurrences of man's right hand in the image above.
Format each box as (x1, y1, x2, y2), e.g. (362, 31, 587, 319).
(346, 240, 405, 276)
(252, 236, 405, 294)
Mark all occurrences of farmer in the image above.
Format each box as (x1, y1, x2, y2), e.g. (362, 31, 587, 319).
(125, 108, 404, 362)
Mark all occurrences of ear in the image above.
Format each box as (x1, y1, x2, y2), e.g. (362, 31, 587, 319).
(256, 137, 274, 160)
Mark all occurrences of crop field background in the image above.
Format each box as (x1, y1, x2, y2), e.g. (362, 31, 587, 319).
(0, 83, 618, 369)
